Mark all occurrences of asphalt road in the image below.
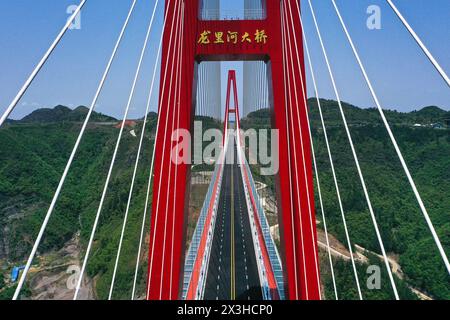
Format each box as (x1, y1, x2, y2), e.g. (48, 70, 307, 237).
(204, 135, 263, 300)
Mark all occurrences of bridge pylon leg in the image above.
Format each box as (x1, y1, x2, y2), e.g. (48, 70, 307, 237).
(146, 0, 198, 300)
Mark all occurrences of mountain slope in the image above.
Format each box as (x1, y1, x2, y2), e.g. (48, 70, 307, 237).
(0, 119, 154, 299)
(242, 99, 450, 299)
(0, 101, 448, 300)
(20, 105, 117, 123)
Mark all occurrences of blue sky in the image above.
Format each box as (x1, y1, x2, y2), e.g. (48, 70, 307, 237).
(0, 0, 448, 120)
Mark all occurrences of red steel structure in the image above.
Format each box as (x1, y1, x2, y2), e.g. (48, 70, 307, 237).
(223, 70, 240, 139)
(147, 0, 320, 300)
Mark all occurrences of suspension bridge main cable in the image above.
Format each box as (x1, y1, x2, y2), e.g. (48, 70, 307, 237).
(74, 0, 160, 300)
(280, 0, 303, 299)
(386, 0, 450, 88)
(282, 0, 321, 299)
(107, 0, 162, 300)
(147, 0, 182, 299)
(306, 0, 364, 300)
(0, 0, 87, 127)
(332, 0, 450, 276)
(12, 0, 138, 301)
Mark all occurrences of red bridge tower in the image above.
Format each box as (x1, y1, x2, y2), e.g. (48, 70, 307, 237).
(147, 0, 320, 300)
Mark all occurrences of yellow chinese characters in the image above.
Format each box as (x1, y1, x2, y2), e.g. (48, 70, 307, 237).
(227, 31, 238, 44)
(254, 29, 268, 44)
(197, 30, 268, 45)
(214, 32, 224, 44)
(241, 32, 251, 43)
(198, 30, 211, 44)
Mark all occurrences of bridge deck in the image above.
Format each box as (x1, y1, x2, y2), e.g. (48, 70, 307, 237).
(204, 135, 262, 300)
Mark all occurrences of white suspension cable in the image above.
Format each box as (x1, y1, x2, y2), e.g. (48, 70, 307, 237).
(255, 62, 259, 111)
(291, 3, 338, 301)
(158, 1, 183, 299)
(264, 63, 269, 108)
(243, 62, 247, 116)
(307, 0, 363, 300)
(131, 116, 157, 300)
(386, 0, 450, 88)
(203, 66, 206, 117)
(308, 119, 338, 301)
(258, 62, 262, 110)
(257, 61, 260, 111)
(280, 1, 303, 299)
(261, 62, 265, 109)
(107, 0, 161, 300)
(253, 62, 257, 113)
(259, 62, 263, 109)
(169, 2, 185, 298)
(74, 0, 158, 299)
(131, 0, 174, 301)
(147, 0, 181, 299)
(206, 65, 209, 117)
(0, 0, 87, 127)
(249, 62, 253, 114)
(261, 61, 265, 109)
(12, 0, 138, 301)
(131, 154, 154, 300)
(197, 66, 202, 116)
(250, 63, 253, 113)
(333, 0, 450, 276)
(201, 65, 205, 116)
(254, 62, 258, 111)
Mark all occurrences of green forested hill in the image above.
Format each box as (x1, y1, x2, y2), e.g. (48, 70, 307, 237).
(0, 111, 221, 300)
(0, 101, 448, 300)
(0, 113, 157, 299)
(242, 99, 450, 299)
(19, 105, 117, 123)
